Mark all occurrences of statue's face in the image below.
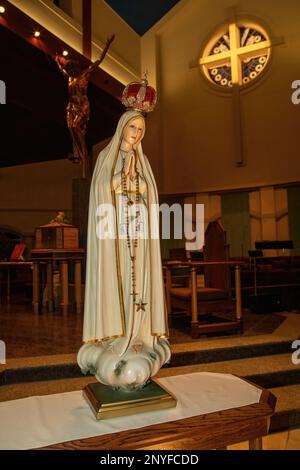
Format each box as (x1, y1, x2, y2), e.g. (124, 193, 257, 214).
(122, 117, 145, 148)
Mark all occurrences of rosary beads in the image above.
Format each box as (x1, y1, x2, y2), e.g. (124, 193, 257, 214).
(121, 151, 140, 301)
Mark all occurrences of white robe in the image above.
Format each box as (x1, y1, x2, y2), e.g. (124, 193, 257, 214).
(82, 111, 168, 356)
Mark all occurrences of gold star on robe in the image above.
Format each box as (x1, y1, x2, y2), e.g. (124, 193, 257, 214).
(136, 300, 147, 312)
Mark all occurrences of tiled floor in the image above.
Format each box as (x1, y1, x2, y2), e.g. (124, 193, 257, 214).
(0, 302, 84, 358)
(0, 301, 292, 358)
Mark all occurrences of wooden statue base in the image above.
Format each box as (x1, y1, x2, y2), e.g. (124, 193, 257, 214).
(83, 380, 177, 420)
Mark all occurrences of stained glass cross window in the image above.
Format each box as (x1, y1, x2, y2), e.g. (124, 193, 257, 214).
(199, 23, 271, 88)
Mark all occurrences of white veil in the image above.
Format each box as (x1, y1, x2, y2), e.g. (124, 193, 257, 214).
(83, 110, 168, 342)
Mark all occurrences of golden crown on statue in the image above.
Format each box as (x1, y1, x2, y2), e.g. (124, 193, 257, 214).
(122, 77, 157, 113)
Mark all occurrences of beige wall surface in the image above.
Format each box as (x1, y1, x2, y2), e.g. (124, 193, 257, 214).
(142, 0, 300, 194)
(0, 160, 81, 236)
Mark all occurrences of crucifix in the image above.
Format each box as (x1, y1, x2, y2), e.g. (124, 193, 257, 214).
(55, 35, 114, 178)
(191, 8, 284, 166)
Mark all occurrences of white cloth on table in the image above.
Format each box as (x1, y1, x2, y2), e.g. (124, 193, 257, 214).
(0, 372, 262, 450)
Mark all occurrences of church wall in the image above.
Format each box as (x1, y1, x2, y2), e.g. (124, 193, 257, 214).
(221, 192, 251, 258)
(168, 185, 291, 258)
(251, 186, 290, 256)
(141, 0, 300, 194)
(0, 160, 81, 252)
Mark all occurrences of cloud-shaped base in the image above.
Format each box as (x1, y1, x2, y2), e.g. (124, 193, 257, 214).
(77, 338, 171, 390)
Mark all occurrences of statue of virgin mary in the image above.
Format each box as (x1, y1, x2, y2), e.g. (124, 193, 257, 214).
(77, 80, 171, 390)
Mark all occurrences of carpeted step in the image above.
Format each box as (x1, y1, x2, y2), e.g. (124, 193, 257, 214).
(161, 353, 300, 390)
(170, 340, 293, 367)
(1, 353, 299, 398)
(0, 354, 80, 386)
(269, 384, 300, 432)
(0, 362, 83, 386)
(0, 339, 295, 386)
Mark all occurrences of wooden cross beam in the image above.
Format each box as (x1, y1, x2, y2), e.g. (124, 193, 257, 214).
(82, 0, 92, 59)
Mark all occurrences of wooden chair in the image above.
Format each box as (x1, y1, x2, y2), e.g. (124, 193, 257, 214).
(203, 220, 232, 305)
(165, 221, 243, 337)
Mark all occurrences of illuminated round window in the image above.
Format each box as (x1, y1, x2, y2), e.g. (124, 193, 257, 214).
(199, 23, 271, 88)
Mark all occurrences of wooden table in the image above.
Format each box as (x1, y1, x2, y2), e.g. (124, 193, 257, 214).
(164, 260, 244, 338)
(0, 261, 32, 304)
(40, 383, 276, 450)
(31, 249, 85, 315)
